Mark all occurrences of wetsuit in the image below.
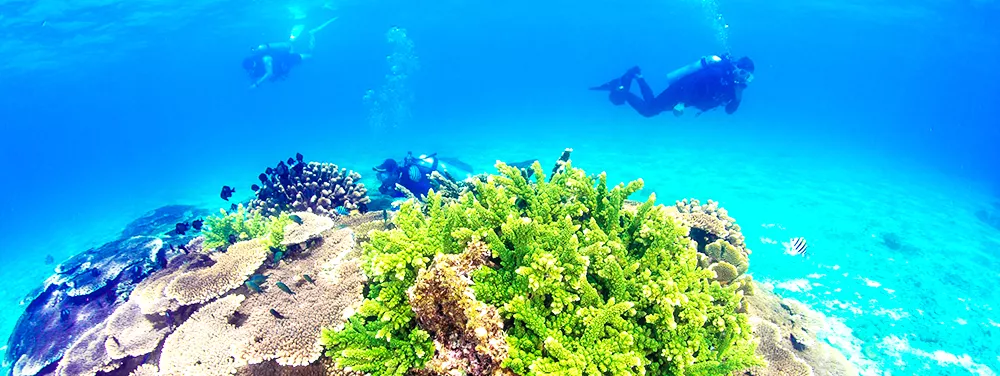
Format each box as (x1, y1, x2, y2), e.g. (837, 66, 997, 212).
(244, 49, 304, 82)
(375, 153, 441, 198)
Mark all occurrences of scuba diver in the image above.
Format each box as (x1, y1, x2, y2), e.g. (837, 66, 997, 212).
(591, 54, 755, 117)
(243, 6, 339, 89)
(373, 152, 454, 198)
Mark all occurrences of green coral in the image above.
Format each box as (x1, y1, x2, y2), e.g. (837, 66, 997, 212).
(202, 203, 292, 250)
(322, 161, 760, 375)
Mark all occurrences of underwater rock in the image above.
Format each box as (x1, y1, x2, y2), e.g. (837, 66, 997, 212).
(4, 205, 206, 376)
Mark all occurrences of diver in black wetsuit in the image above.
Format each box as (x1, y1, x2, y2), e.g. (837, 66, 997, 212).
(373, 152, 454, 199)
(243, 6, 338, 89)
(591, 54, 755, 117)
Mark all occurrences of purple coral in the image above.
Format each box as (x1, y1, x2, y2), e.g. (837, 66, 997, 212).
(249, 158, 371, 217)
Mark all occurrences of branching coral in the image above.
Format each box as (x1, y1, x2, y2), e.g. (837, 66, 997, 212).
(202, 204, 292, 251)
(322, 160, 760, 376)
(249, 160, 371, 217)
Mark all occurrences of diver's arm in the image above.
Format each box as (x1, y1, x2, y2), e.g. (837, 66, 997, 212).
(256, 42, 292, 52)
(725, 86, 744, 114)
(665, 55, 726, 85)
(251, 56, 274, 88)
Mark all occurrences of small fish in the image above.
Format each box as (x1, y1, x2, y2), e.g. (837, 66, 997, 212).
(273, 250, 285, 264)
(333, 206, 348, 216)
(44, 254, 54, 265)
(249, 274, 268, 284)
(382, 209, 388, 222)
(174, 222, 190, 235)
(220, 186, 235, 201)
(296, 152, 304, 162)
(178, 244, 189, 253)
(292, 162, 305, 175)
(275, 281, 294, 295)
(258, 173, 268, 183)
(289, 214, 303, 224)
(276, 162, 289, 176)
(287, 157, 295, 165)
(191, 219, 204, 231)
(265, 167, 273, 175)
(302, 274, 315, 284)
(228, 234, 238, 244)
(245, 280, 262, 293)
(269, 308, 285, 319)
(251, 184, 260, 192)
(230, 203, 238, 212)
(783, 237, 808, 256)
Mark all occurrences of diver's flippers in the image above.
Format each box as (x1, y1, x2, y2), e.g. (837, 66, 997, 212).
(589, 78, 622, 91)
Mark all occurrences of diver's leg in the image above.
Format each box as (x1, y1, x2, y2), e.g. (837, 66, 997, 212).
(634, 76, 656, 103)
(308, 16, 338, 35)
(623, 92, 661, 118)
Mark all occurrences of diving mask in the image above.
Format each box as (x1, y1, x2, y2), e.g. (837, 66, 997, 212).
(734, 68, 754, 85)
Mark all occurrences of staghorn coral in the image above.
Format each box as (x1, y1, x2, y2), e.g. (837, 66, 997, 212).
(323, 160, 760, 376)
(281, 211, 335, 247)
(158, 294, 248, 376)
(203, 204, 292, 251)
(163, 239, 269, 306)
(249, 160, 371, 217)
(104, 300, 171, 360)
(407, 240, 511, 376)
(234, 228, 366, 367)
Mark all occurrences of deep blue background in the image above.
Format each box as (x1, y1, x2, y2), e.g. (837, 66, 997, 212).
(1, 0, 998, 288)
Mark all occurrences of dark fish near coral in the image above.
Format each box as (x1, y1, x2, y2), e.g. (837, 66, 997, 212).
(228, 234, 238, 244)
(292, 162, 305, 175)
(276, 162, 289, 176)
(220, 186, 235, 201)
(275, 281, 294, 295)
(273, 250, 285, 264)
(269, 308, 286, 319)
(230, 203, 238, 212)
(783, 237, 808, 256)
(191, 219, 204, 231)
(173, 222, 190, 235)
(251, 184, 260, 192)
(289, 214, 303, 224)
(245, 280, 262, 293)
(178, 244, 189, 254)
(382, 209, 388, 222)
(333, 206, 349, 216)
(154, 245, 168, 268)
(287, 157, 295, 165)
(265, 167, 273, 175)
(296, 152, 304, 162)
(249, 274, 268, 285)
(258, 173, 268, 183)
(45, 254, 54, 265)
(302, 274, 315, 284)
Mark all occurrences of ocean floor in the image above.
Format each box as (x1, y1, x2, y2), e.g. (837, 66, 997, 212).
(2, 116, 998, 375)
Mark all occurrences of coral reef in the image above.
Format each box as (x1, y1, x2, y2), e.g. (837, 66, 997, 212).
(407, 240, 510, 376)
(281, 212, 335, 247)
(5, 205, 205, 376)
(323, 160, 760, 376)
(668, 198, 751, 285)
(734, 282, 858, 376)
(157, 294, 248, 375)
(249, 159, 371, 217)
(202, 204, 292, 251)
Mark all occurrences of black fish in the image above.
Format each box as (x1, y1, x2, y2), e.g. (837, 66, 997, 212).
(154, 245, 168, 268)
(273, 250, 285, 264)
(276, 162, 289, 176)
(220, 186, 235, 201)
(783, 237, 808, 256)
(382, 209, 388, 223)
(44, 254, 54, 265)
(258, 173, 268, 183)
(287, 157, 295, 165)
(265, 167, 273, 175)
(289, 214, 303, 224)
(228, 234, 238, 244)
(230, 203, 238, 212)
(276, 281, 294, 295)
(293, 162, 305, 175)
(174, 222, 190, 235)
(296, 152, 304, 162)
(251, 184, 260, 191)
(178, 244, 189, 254)
(269, 308, 285, 319)
(191, 219, 204, 231)
(302, 274, 315, 284)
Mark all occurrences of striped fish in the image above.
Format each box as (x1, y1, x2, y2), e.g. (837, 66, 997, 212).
(783, 237, 808, 256)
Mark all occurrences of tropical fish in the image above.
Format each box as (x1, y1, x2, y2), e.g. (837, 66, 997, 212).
(230, 203, 238, 212)
(276, 281, 294, 295)
(289, 214, 303, 224)
(220, 186, 236, 201)
(191, 219, 204, 231)
(173, 222, 190, 235)
(251, 184, 260, 192)
(292, 162, 305, 175)
(286, 157, 295, 165)
(333, 206, 349, 216)
(269, 308, 285, 319)
(296, 153, 304, 162)
(249, 274, 268, 285)
(245, 280, 262, 293)
(258, 173, 268, 183)
(302, 274, 315, 284)
(783, 237, 808, 256)
(228, 234, 238, 244)
(273, 250, 285, 264)
(382, 209, 388, 222)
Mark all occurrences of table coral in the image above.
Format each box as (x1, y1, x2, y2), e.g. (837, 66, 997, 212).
(322, 160, 760, 376)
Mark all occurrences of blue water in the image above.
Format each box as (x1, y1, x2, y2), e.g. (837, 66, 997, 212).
(2, 0, 999, 374)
